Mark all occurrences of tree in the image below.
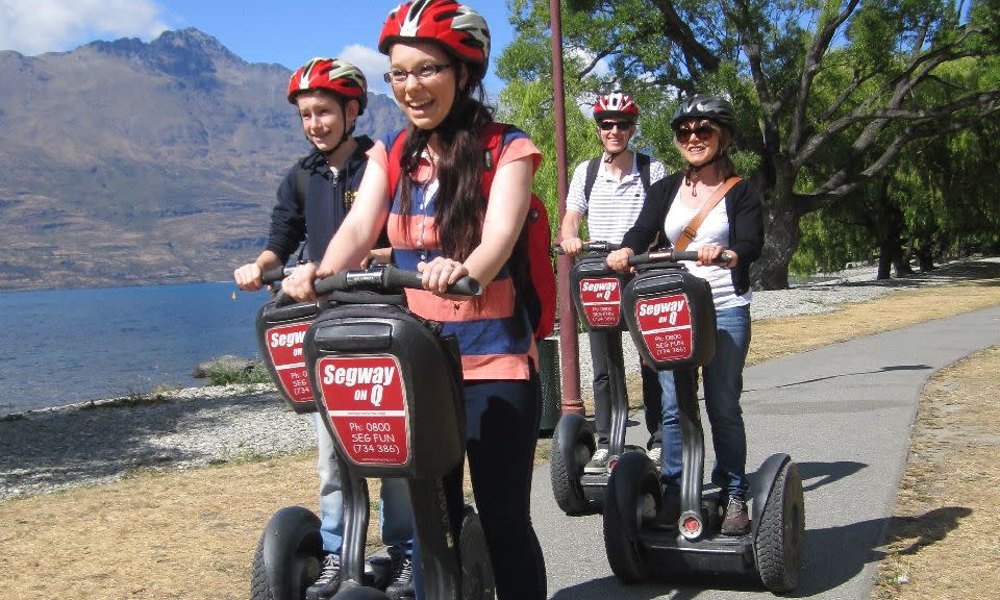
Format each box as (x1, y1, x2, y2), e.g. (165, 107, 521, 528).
(498, 0, 1000, 288)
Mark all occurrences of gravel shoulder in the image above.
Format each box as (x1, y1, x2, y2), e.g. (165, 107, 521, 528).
(2, 258, 996, 502)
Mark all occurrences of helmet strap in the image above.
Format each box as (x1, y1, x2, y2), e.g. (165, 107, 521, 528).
(316, 98, 355, 157)
(603, 149, 626, 164)
(684, 153, 724, 194)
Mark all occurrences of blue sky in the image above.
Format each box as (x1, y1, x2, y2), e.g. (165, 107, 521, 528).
(0, 0, 517, 95)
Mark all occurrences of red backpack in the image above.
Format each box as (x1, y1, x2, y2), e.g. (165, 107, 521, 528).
(385, 122, 556, 341)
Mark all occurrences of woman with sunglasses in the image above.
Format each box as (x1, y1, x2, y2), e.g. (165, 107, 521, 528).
(606, 94, 764, 536)
(313, 1, 546, 598)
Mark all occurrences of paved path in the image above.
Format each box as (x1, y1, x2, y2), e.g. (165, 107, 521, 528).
(532, 305, 1000, 599)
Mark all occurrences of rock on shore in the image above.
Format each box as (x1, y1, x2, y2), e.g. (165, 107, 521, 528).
(0, 384, 314, 501)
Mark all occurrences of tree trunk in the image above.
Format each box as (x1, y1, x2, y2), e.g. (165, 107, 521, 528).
(917, 243, 936, 272)
(751, 165, 799, 290)
(877, 248, 893, 280)
(893, 252, 914, 277)
(915, 229, 937, 272)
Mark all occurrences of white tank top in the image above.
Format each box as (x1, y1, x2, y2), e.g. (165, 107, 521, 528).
(663, 188, 751, 309)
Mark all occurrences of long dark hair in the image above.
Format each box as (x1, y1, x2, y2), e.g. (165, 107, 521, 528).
(396, 61, 494, 262)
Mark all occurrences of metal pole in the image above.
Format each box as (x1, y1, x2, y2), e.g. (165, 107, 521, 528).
(549, 0, 583, 415)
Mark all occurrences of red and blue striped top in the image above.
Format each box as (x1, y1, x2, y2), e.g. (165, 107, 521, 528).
(368, 125, 543, 381)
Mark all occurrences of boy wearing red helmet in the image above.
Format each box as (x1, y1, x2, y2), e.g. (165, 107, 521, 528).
(233, 57, 411, 600)
(559, 91, 668, 473)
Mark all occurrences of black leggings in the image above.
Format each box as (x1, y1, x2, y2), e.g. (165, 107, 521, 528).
(590, 330, 663, 447)
(415, 371, 547, 599)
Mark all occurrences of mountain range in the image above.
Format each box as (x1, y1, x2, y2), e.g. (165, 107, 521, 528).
(0, 28, 408, 291)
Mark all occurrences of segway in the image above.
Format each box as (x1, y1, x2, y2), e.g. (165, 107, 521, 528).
(249, 265, 495, 600)
(549, 242, 652, 515)
(602, 249, 805, 592)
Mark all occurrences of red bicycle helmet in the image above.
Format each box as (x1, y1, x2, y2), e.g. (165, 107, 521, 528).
(378, 0, 490, 68)
(287, 57, 368, 114)
(593, 92, 639, 122)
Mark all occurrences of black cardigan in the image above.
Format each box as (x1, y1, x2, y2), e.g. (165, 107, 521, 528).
(620, 172, 764, 296)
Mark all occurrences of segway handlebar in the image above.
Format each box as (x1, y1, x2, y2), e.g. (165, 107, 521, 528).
(261, 266, 293, 284)
(628, 249, 732, 266)
(273, 264, 482, 306)
(315, 265, 481, 297)
(552, 241, 621, 255)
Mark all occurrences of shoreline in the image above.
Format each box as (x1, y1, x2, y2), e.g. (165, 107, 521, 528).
(2, 257, 995, 502)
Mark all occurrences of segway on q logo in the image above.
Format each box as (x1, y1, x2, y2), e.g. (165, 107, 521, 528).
(634, 293, 693, 362)
(264, 322, 313, 404)
(317, 355, 409, 467)
(579, 277, 622, 328)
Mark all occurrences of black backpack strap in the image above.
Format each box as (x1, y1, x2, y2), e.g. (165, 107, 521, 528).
(583, 157, 601, 202)
(637, 153, 651, 193)
(291, 161, 313, 264)
(293, 161, 311, 208)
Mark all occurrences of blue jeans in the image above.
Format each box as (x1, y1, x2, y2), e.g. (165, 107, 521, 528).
(315, 414, 413, 558)
(658, 304, 751, 500)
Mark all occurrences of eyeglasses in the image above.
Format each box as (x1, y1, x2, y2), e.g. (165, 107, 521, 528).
(598, 120, 634, 132)
(383, 63, 452, 85)
(674, 126, 717, 142)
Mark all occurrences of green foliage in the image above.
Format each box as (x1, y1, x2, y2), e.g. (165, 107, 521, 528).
(496, 0, 999, 286)
(205, 362, 271, 386)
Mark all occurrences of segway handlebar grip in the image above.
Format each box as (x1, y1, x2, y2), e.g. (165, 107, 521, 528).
(312, 271, 350, 297)
(552, 241, 620, 255)
(629, 249, 732, 266)
(261, 266, 289, 284)
(307, 266, 481, 298)
(381, 265, 482, 297)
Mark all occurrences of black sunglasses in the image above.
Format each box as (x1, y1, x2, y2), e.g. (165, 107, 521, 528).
(674, 125, 717, 142)
(598, 120, 634, 131)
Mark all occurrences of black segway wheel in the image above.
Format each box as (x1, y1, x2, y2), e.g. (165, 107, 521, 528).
(754, 461, 805, 592)
(550, 413, 595, 515)
(603, 451, 659, 583)
(460, 506, 496, 600)
(251, 506, 324, 600)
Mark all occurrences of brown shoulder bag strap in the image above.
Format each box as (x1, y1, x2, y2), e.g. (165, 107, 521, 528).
(674, 176, 742, 251)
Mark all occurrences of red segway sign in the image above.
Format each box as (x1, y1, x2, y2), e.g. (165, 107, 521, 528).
(579, 277, 622, 328)
(634, 293, 694, 363)
(316, 355, 409, 467)
(264, 322, 314, 405)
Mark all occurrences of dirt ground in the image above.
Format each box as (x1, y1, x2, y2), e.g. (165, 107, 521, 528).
(871, 346, 1000, 600)
(1, 264, 998, 600)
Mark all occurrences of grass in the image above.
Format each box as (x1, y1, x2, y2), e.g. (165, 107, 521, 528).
(204, 362, 272, 386)
(870, 347, 1000, 600)
(0, 263, 997, 600)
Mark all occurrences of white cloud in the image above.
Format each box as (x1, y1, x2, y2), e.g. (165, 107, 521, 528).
(338, 44, 390, 96)
(0, 0, 167, 56)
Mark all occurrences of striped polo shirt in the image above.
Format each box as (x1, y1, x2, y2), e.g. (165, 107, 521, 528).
(565, 152, 667, 244)
(369, 126, 543, 381)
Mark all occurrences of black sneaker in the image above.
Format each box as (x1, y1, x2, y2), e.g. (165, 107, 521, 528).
(583, 448, 610, 473)
(305, 553, 341, 600)
(721, 496, 751, 535)
(385, 554, 414, 600)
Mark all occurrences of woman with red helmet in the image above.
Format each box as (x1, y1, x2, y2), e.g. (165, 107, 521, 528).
(314, 2, 547, 598)
(235, 57, 411, 600)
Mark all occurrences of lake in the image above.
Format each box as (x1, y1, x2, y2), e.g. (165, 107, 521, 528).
(0, 282, 272, 415)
